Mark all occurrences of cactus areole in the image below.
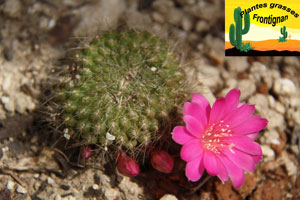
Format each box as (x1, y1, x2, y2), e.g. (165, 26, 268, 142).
(229, 7, 250, 49)
(57, 30, 186, 154)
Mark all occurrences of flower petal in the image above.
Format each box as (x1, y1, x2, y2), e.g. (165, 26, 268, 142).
(216, 156, 229, 183)
(224, 89, 240, 111)
(185, 158, 204, 182)
(209, 97, 226, 123)
(246, 132, 258, 139)
(231, 137, 262, 156)
(218, 155, 245, 188)
(203, 151, 218, 176)
(252, 155, 262, 163)
(183, 115, 204, 137)
(231, 116, 268, 135)
(224, 104, 255, 128)
(183, 102, 208, 126)
(223, 148, 255, 172)
(191, 94, 211, 120)
(180, 140, 203, 162)
(172, 126, 195, 145)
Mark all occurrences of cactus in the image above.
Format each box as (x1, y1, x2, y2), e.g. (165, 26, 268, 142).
(229, 7, 250, 50)
(278, 26, 288, 42)
(54, 30, 187, 158)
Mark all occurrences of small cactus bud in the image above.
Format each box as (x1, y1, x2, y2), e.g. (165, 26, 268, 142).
(150, 149, 174, 173)
(81, 145, 93, 160)
(117, 153, 139, 177)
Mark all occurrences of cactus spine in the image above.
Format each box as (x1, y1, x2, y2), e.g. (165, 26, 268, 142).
(229, 7, 250, 49)
(279, 26, 288, 42)
(55, 30, 187, 158)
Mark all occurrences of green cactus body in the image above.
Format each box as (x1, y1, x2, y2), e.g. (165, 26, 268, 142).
(279, 26, 288, 42)
(229, 7, 250, 49)
(57, 30, 186, 153)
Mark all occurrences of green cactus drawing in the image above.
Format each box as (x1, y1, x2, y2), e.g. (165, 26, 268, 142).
(53, 30, 187, 158)
(278, 26, 288, 42)
(229, 7, 250, 50)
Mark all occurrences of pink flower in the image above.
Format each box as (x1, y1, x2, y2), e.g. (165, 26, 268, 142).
(117, 153, 140, 177)
(81, 145, 93, 160)
(150, 149, 174, 173)
(172, 89, 268, 188)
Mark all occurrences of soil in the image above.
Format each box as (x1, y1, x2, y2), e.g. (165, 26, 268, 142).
(0, 0, 299, 200)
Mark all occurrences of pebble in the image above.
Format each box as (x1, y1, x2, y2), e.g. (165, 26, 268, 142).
(16, 185, 27, 194)
(104, 188, 120, 200)
(92, 184, 99, 190)
(273, 78, 297, 97)
(237, 79, 256, 100)
(261, 145, 275, 161)
(195, 20, 209, 32)
(225, 57, 249, 73)
(6, 180, 15, 190)
(160, 194, 178, 200)
(274, 101, 285, 114)
(182, 16, 193, 31)
(260, 129, 280, 145)
(264, 110, 285, 130)
(195, 64, 221, 90)
(55, 195, 62, 200)
(1, 96, 15, 112)
(3, 0, 21, 18)
(248, 94, 269, 114)
(47, 177, 55, 185)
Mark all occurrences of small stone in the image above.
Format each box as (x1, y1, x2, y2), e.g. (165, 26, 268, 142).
(54, 195, 62, 200)
(237, 79, 256, 100)
(92, 184, 99, 190)
(261, 145, 275, 161)
(6, 180, 14, 190)
(279, 151, 298, 176)
(290, 145, 299, 155)
(33, 182, 40, 190)
(273, 78, 297, 97)
(151, 12, 165, 23)
(264, 110, 285, 130)
(181, 17, 193, 31)
(47, 177, 55, 185)
(1, 96, 15, 113)
(195, 20, 209, 32)
(33, 173, 40, 178)
(60, 184, 70, 191)
(283, 57, 300, 67)
(274, 101, 285, 114)
(225, 57, 249, 73)
(3, 0, 21, 18)
(195, 63, 221, 91)
(16, 185, 27, 194)
(248, 94, 269, 114)
(104, 188, 120, 200)
(260, 129, 280, 145)
(160, 194, 178, 200)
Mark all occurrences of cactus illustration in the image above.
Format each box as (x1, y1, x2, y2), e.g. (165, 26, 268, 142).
(53, 30, 187, 159)
(229, 7, 250, 50)
(279, 26, 288, 42)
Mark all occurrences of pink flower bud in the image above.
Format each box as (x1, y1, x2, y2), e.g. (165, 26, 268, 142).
(117, 153, 140, 177)
(151, 149, 174, 173)
(81, 145, 93, 160)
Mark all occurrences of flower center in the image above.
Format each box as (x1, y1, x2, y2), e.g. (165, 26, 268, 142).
(201, 120, 235, 154)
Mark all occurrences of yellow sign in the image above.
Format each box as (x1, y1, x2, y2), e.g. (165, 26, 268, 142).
(225, 0, 300, 55)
